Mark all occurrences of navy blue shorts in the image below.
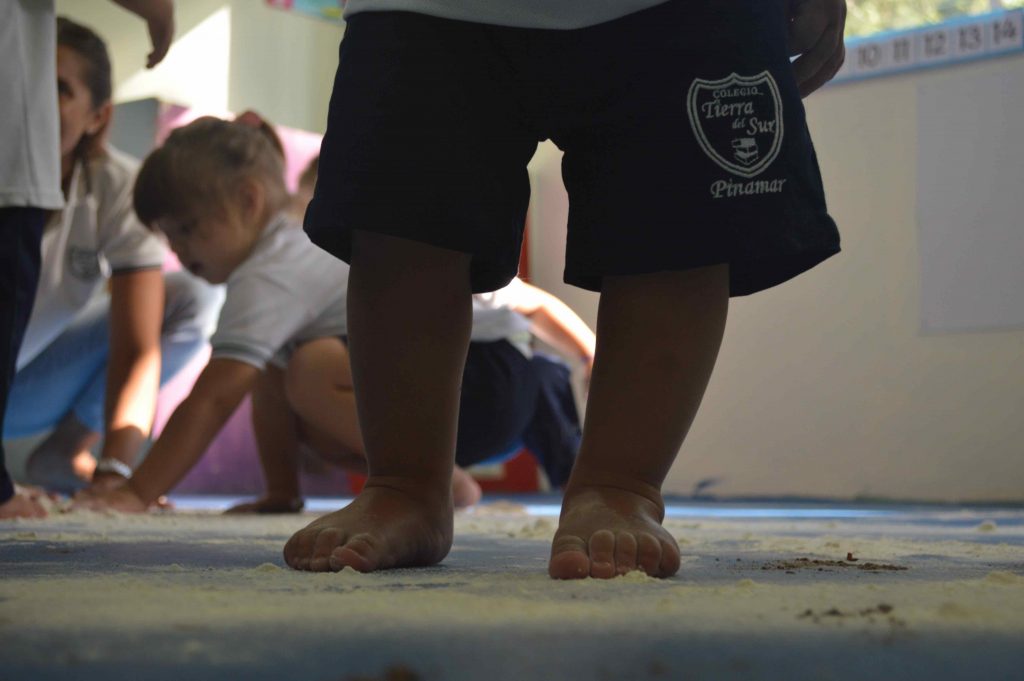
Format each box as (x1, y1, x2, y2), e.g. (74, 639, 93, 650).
(306, 0, 840, 295)
(456, 341, 580, 487)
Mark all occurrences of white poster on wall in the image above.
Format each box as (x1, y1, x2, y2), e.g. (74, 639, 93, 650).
(917, 64, 1024, 333)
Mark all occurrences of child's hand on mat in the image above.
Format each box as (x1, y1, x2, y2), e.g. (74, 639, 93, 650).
(72, 484, 148, 513)
(0, 486, 49, 520)
(225, 496, 305, 515)
(787, 0, 847, 97)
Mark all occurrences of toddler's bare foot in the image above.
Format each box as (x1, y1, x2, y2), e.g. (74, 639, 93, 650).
(452, 466, 481, 508)
(284, 478, 453, 573)
(549, 483, 681, 580)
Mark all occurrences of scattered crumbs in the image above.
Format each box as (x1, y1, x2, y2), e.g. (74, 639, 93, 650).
(800, 604, 902, 626)
(166, 563, 186, 572)
(14, 531, 36, 540)
(736, 579, 758, 588)
(619, 569, 656, 582)
(255, 562, 282, 573)
(976, 521, 997, 533)
(824, 541, 840, 548)
(473, 500, 528, 516)
(858, 603, 894, 616)
(531, 518, 555, 533)
(762, 557, 908, 572)
(983, 570, 1023, 585)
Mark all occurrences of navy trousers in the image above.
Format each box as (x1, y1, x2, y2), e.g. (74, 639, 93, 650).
(0, 207, 46, 503)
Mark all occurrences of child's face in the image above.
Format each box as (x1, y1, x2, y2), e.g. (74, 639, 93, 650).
(156, 207, 260, 285)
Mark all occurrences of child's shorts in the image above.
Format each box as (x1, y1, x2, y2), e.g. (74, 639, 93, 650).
(306, 0, 841, 296)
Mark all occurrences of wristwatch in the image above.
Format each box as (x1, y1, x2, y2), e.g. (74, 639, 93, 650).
(94, 458, 133, 479)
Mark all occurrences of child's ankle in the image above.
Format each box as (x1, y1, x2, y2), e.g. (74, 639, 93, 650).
(564, 467, 666, 511)
(363, 473, 454, 505)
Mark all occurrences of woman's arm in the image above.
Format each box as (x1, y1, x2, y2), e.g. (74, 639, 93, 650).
(93, 268, 163, 488)
(76, 358, 260, 510)
(510, 282, 596, 379)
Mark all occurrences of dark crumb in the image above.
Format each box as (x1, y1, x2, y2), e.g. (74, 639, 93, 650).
(763, 557, 908, 572)
(846, 552, 858, 562)
(800, 604, 903, 628)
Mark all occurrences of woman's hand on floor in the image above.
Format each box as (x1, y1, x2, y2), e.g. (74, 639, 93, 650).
(0, 486, 49, 519)
(72, 483, 148, 513)
(225, 496, 305, 514)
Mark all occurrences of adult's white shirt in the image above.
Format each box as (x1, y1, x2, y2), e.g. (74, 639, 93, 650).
(342, 0, 671, 29)
(17, 148, 168, 370)
(0, 0, 63, 210)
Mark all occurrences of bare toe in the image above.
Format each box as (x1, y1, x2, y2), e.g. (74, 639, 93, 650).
(587, 530, 617, 579)
(549, 535, 590, 579)
(310, 527, 346, 571)
(614, 532, 639, 575)
(636, 532, 664, 576)
(329, 534, 382, 572)
(549, 484, 682, 580)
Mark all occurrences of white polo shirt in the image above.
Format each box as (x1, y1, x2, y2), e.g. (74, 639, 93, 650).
(0, 0, 63, 209)
(17, 148, 168, 371)
(342, 0, 671, 29)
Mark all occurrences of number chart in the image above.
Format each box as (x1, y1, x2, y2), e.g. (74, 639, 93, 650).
(832, 8, 1023, 85)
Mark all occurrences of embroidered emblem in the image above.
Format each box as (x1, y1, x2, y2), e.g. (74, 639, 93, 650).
(68, 246, 101, 281)
(687, 71, 784, 179)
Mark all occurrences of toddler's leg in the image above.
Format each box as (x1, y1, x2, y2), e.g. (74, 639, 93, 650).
(284, 338, 481, 508)
(284, 230, 473, 572)
(550, 265, 729, 579)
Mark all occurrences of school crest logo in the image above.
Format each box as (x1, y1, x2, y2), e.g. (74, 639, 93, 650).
(68, 246, 101, 281)
(687, 71, 784, 179)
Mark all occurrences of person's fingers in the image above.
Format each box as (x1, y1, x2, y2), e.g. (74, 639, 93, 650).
(790, 0, 847, 97)
(146, 22, 172, 68)
(145, 7, 175, 69)
(798, 40, 846, 98)
(786, 0, 827, 56)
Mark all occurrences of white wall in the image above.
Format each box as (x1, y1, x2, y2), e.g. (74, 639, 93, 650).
(528, 53, 1024, 503)
(55, 0, 343, 132)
